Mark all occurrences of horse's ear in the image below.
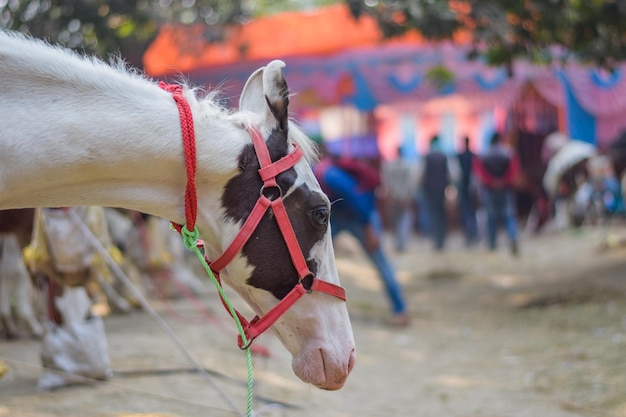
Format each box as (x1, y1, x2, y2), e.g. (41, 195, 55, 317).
(240, 60, 289, 132)
(262, 60, 289, 132)
(240, 66, 266, 114)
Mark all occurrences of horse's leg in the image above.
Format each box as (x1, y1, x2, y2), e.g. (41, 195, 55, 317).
(0, 235, 21, 338)
(13, 258, 44, 338)
(0, 232, 44, 338)
(29, 272, 49, 328)
(0, 279, 21, 339)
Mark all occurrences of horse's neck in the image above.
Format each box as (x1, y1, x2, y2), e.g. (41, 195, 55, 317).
(2, 84, 183, 218)
(0, 39, 243, 230)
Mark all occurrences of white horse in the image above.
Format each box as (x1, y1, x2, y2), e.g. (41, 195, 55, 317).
(0, 31, 355, 390)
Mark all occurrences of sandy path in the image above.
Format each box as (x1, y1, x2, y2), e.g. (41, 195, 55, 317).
(2, 225, 626, 417)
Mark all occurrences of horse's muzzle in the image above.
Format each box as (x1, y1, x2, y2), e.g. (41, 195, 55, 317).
(292, 343, 356, 390)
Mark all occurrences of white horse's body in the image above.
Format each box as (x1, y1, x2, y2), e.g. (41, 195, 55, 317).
(0, 31, 355, 389)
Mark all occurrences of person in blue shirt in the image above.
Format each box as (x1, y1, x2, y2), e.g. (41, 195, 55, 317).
(314, 153, 409, 327)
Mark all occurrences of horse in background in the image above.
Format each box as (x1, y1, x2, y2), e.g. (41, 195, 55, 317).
(0, 31, 354, 390)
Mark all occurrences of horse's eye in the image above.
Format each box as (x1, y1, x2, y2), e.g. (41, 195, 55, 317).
(310, 206, 329, 227)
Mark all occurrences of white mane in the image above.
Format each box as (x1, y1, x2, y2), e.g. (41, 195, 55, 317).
(2, 32, 318, 164)
(1, 31, 148, 100)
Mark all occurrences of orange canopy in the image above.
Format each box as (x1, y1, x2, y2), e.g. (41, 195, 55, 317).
(143, 4, 433, 77)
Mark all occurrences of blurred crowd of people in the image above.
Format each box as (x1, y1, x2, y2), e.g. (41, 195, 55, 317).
(314, 127, 626, 327)
(315, 128, 626, 328)
(322, 130, 523, 256)
(312, 131, 526, 328)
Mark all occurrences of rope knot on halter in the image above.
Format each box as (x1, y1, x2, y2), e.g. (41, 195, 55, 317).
(180, 224, 199, 250)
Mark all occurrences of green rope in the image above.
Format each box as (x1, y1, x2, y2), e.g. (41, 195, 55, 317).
(180, 225, 254, 417)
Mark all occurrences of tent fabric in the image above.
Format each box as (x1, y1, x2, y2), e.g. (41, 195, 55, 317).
(561, 65, 626, 147)
(559, 72, 597, 146)
(143, 4, 626, 149)
(176, 42, 540, 111)
(143, 4, 429, 77)
(564, 66, 626, 118)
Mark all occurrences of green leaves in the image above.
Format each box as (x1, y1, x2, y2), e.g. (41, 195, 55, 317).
(3, 0, 624, 71)
(349, 0, 626, 71)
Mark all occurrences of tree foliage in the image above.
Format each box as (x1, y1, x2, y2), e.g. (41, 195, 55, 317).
(0, 0, 336, 65)
(348, 0, 626, 70)
(2, 0, 625, 70)
(1, 0, 153, 65)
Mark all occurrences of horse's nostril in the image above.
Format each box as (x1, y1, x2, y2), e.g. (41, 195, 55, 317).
(348, 348, 356, 373)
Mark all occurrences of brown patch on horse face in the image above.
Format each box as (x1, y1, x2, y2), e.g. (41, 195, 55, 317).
(221, 129, 329, 299)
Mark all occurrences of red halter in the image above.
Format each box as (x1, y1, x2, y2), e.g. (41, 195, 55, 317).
(161, 83, 346, 348)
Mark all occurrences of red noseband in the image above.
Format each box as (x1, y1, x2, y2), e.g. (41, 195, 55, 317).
(162, 84, 346, 348)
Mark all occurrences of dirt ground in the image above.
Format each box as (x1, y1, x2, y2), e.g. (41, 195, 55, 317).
(2, 223, 626, 417)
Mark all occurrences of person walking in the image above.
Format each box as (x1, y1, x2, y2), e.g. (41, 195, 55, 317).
(456, 136, 479, 246)
(381, 146, 418, 253)
(473, 132, 520, 255)
(315, 153, 409, 326)
(417, 135, 459, 251)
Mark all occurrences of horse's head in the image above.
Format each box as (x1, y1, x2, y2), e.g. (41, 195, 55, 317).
(207, 61, 355, 390)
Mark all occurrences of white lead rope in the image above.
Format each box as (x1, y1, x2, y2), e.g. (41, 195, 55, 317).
(67, 208, 246, 417)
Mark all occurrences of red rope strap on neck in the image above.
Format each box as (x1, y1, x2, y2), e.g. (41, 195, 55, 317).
(159, 82, 197, 232)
